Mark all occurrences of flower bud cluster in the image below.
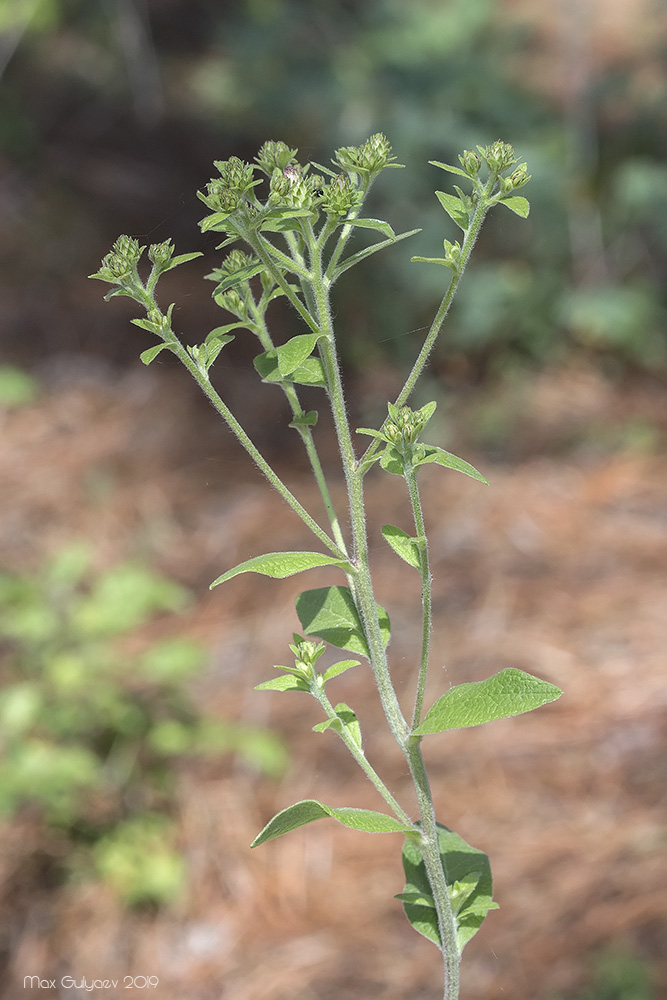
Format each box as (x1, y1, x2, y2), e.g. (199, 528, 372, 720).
(148, 239, 175, 268)
(319, 174, 363, 217)
(93, 235, 145, 284)
(480, 140, 517, 173)
(384, 403, 429, 451)
(268, 165, 321, 211)
(219, 249, 258, 275)
(443, 239, 462, 268)
(334, 133, 395, 177)
(255, 140, 299, 176)
(146, 307, 171, 334)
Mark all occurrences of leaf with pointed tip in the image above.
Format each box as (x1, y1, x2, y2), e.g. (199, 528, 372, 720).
(200, 211, 235, 233)
(252, 799, 413, 847)
(211, 261, 265, 294)
(163, 251, 204, 271)
(416, 446, 488, 484)
(254, 349, 327, 388)
(296, 586, 390, 658)
(254, 674, 310, 693)
(429, 160, 471, 179)
(400, 823, 497, 952)
(313, 702, 361, 747)
(381, 525, 422, 570)
(322, 659, 360, 683)
(289, 410, 318, 429)
(344, 217, 396, 239)
(277, 334, 320, 377)
(435, 191, 469, 230)
(329, 229, 420, 281)
(411, 255, 456, 270)
(140, 343, 171, 366)
(211, 551, 349, 589)
(498, 196, 530, 218)
(413, 668, 563, 736)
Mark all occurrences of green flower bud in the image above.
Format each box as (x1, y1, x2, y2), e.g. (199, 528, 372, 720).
(148, 239, 175, 267)
(509, 165, 531, 189)
(459, 149, 481, 176)
(481, 140, 517, 173)
(255, 140, 299, 175)
(268, 165, 318, 211)
(220, 249, 258, 275)
(113, 235, 143, 264)
(203, 180, 242, 214)
(213, 156, 256, 193)
(319, 174, 363, 217)
(334, 133, 395, 176)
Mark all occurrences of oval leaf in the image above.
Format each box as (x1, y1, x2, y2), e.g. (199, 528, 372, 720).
(435, 191, 469, 230)
(498, 196, 530, 218)
(296, 586, 390, 658)
(252, 799, 413, 846)
(413, 668, 563, 736)
(254, 349, 327, 387)
(400, 823, 497, 952)
(277, 334, 320, 377)
(211, 552, 349, 589)
(254, 674, 310, 693)
(322, 659, 360, 683)
(381, 525, 422, 570)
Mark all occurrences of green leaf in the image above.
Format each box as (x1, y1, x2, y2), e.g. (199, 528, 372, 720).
(254, 350, 327, 388)
(212, 261, 265, 294)
(254, 674, 310, 693)
(413, 668, 563, 736)
(435, 191, 469, 230)
(429, 160, 471, 179)
(344, 217, 396, 238)
(498, 196, 530, 218)
(416, 446, 488, 484)
(139, 343, 170, 366)
(296, 586, 390, 658)
(210, 551, 349, 588)
(313, 702, 361, 748)
(277, 334, 320, 377)
(321, 659, 360, 683)
(329, 229, 420, 281)
(381, 525, 422, 570)
(400, 823, 498, 952)
(289, 410, 318, 429)
(252, 799, 413, 847)
(379, 445, 404, 476)
(200, 211, 235, 233)
(410, 255, 457, 271)
(163, 251, 204, 271)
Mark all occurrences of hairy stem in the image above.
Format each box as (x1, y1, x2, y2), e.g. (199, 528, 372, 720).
(403, 460, 432, 729)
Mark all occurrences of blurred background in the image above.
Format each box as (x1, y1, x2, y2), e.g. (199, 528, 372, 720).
(1, 1, 666, 998)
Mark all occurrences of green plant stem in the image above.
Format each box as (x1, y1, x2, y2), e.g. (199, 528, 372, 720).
(407, 740, 461, 1000)
(171, 340, 345, 559)
(403, 460, 432, 729)
(249, 302, 348, 555)
(311, 682, 415, 830)
(307, 235, 410, 751)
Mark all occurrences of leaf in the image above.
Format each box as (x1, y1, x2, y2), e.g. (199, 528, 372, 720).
(329, 229, 420, 281)
(313, 702, 362, 748)
(296, 586, 390, 658)
(435, 191, 469, 230)
(498, 196, 530, 218)
(163, 251, 204, 271)
(289, 410, 318, 429)
(400, 823, 498, 953)
(413, 668, 563, 736)
(344, 217, 396, 238)
(212, 261, 265, 294)
(416, 446, 488, 484)
(139, 343, 170, 366)
(322, 659, 360, 683)
(277, 334, 320, 377)
(379, 445, 404, 476)
(254, 674, 310, 693)
(254, 350, 327, 387)
(381, 525, 422, 570)
(428, 160, 471, 179)
(251, 799, 413, 847)
(210, 551, 349, 589)
(200, 210, 235, 233)
(410, 255, 457, 271)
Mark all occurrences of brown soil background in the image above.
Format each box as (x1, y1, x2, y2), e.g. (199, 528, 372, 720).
(1, 361, 666, 999)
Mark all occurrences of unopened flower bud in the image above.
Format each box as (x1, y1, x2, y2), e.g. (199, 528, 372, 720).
(255, 140, 299, 175)
(148, 239, 175, 267)
(459, 150, 481, 176)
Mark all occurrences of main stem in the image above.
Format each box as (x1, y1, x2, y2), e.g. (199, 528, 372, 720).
(310, 247, 460, 1000)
